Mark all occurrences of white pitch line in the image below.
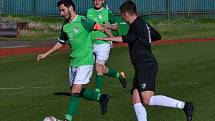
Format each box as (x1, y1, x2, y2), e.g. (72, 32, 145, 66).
(0, 87, 25, 90)
(161, 82, 200, 86)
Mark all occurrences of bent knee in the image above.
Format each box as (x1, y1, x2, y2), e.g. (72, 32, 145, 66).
(102, 66, 108, 74)
(96, 64, 104, 73)
(141, 91, 154, 105)
(142, 97, 151, 105)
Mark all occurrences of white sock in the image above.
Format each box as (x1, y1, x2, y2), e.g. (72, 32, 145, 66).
(149, 95, 185, 109)
(133, 103, 147, 121)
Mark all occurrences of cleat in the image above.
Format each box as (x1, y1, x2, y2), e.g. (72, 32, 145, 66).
(99, 94, 110, 115)
(183, 102, 195, 121)
(119, 72, 127, 88)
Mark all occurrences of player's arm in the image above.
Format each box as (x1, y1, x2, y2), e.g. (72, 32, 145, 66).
(96, 31, 137, 43)
(102, 10, 118, 31)
(94, 23, 113, 37)
(37, 26, 67, 61)
(97, 36, 123, 42)
(102, 23, 118, 31)
(37, 42, 63, 61)
(104, 28, 113, 37)
(81, 17, 113, 37)
(81, 17, 102, 32)
(97, 25, 139, 43)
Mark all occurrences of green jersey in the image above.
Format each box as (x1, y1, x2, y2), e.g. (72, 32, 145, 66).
(58, 15, 96, 67)
(87, 7, 117, 44)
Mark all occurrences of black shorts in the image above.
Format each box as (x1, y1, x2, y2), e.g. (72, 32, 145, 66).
(131, 61, 158, 94)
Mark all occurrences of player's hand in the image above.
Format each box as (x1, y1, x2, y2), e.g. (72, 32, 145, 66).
(102, 23, 109, 29)
(98, 26, 105, 32)
(37, 54, 46, 61)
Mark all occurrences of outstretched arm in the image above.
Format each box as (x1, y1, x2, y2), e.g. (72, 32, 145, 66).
(97, 36, 123, 43)
(37, 42, 63, 61)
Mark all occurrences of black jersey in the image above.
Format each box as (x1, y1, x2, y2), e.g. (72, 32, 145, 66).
(122, 17, 157, 68)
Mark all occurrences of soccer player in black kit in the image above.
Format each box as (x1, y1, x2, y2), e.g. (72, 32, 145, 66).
(97, 1, 194, 121)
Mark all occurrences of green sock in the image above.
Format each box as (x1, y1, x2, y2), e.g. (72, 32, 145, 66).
(106, 67, 120, 79)
(65, 96, 80, 121)
(82, 88, 101, 101)
(95, 75, 104, 92)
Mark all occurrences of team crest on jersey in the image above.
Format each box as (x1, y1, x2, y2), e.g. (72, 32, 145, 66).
(74, 27, 79, 33)
(98, 14, 103, 19)
(140, 83, 146, 89)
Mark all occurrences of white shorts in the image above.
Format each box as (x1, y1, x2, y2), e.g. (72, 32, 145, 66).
(68, 65, 93, 86)
(93, 43, 111, 65)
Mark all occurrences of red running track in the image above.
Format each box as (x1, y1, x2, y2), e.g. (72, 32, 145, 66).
(1, 37, 215, 57)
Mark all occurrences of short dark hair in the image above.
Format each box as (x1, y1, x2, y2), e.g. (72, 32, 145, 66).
(120, 0, 137, 15)
(57, 0, 75, 10)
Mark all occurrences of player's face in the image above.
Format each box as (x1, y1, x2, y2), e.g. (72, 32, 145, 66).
(121, 12, 129, 24)
(93, 0, 104, 9)
(59, 4, 70, 19)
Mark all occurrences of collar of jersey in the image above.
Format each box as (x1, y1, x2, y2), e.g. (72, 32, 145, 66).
(95, 7, 104, 11)
(70, 15, 78, 23)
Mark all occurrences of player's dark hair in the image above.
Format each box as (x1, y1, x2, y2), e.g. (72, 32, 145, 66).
(57, 0, 76, 11)
(120, 0, 137, 15)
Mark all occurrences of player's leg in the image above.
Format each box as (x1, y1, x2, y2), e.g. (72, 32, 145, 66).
(68, 65, 110, 115)
(94, 43, 127, 88)
(133, 89, 148, 121)
(140, 91, 194, 121)
(95, 63, 104, 93)
(132, 72, 147, 121)
(137, 63, 194, 121)
(64, 66, 86, 121)
(93, 43, 109, 92)
(64, 84, 82, 121)
(103, 65, 127, 88)
(69, 65, 101, 101)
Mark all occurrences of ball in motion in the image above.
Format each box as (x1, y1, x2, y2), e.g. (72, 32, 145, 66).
(43, 116, 57, 121)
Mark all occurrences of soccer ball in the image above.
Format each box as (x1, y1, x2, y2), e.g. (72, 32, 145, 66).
(43, 116, 57, 121)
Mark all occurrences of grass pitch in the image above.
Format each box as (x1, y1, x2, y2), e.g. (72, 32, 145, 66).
(0, 41, 215, 121)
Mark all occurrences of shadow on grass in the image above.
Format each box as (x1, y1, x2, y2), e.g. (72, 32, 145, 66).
(54, 92, 71, 96)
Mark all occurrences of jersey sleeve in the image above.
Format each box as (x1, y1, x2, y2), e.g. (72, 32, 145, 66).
(108, 10, 117, 25)
(57, 26, 68, 45)
(81, 17, 96, 32)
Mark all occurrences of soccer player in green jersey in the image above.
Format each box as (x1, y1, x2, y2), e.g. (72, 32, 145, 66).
(37, 0, 112, 120)
(87, 0, 127, 93)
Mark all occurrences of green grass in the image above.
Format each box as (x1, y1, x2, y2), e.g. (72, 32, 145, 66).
(1, 15, 63, 24)
(1, 41, 215, 121)
(147, 17, 215, 40)
(154, 23, 215, 40)
(116, 16, 215, 40)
